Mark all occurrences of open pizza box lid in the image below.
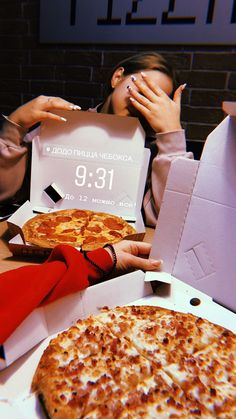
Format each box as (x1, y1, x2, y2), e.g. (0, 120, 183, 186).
(147, 101, 236, 316)
(7, 111, 150, 255)
(1, 102, 236, 415)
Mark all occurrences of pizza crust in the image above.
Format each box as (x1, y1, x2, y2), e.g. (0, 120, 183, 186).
(31, 306, 236, 418)
(22, 209, 136, 251)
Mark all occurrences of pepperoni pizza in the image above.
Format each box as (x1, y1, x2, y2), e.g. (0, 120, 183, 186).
(22, 209, 136, 251)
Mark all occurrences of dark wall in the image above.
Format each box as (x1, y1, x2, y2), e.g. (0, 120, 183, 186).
(0, 0, 236, 159)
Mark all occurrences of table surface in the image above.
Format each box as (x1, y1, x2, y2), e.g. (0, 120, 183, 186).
(0, 220, 155, 274)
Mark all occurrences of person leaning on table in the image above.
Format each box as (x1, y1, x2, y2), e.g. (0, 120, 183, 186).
(0, 52, 193, 227)
(0, 240, 162, 344)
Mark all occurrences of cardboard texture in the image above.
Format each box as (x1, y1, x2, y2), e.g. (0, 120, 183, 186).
(1, 270, 235, 418)
(7, 111, 150, 255)
(0, 270, 150, 370)
(150, 101, 236, 314)
(31, 110, 148, 219)
(1, 102, 236, 416)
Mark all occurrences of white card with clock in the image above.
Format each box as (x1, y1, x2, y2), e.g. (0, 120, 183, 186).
(30, 111, 150, 225)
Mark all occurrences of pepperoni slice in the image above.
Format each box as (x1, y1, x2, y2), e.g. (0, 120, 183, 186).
(55, 216, 72, 223)
(109, 231, 122, 238)
(103, 217, 124, 230)
(61, 229, 75, 233)
(83, 235, 107, 244)
(37, 226, 55, 234)
(86, 225, 102, 233)
(83, 236, 96, 244)
(39, 220, 59, 228)
(72, 210, 88, 219)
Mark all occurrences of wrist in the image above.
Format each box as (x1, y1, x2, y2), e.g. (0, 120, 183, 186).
(103, 244, 117, 272)
(158, 124, 182, 133)
(3, 114, 27, 131)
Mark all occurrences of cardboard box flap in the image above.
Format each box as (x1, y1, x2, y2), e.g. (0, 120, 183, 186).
(30, 111, 149, 219)
(149, 158, 200, 274)
(43, 270, 151, 335)
(196, 102, 236, 207)
(144, 272, 236, 333)
(150, 102, 236, 313)
(0, 270, 152, 370)
(39, 111, 146, 156)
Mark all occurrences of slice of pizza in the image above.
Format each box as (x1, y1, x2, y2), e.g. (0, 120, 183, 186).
(32, 315, 174, 418)
(32, 306, 236, 418)
(22, 209, 90, 248)
(81, 212, 135, 251)
(83, 370, 210, 419)
(33, 311, 211, 418)
(163, 331, 236, 417)
(96, 306, 227, 367)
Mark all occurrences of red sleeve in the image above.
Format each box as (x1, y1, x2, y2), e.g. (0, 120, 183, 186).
(0, 244, 113, 344)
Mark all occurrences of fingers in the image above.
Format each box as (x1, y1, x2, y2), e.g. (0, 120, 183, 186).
(172, 84, 186, 107)
(44, 96, 81, 111)
(140, 72, 165, 97)
(129, 73, 165, 102)
(29, 96, 81, 125)
(113, 240, 163, 272)
(128, 75, 159, 106)
(114, 240, 151, 256)
(39, 111, 68, 123)
(9, 95, 82, 129)
(129, 241, 152, 256)
(126, 253, 163, 271)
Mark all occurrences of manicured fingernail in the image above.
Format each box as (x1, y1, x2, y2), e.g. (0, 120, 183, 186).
(127, 85, 132, 91)
(181, 83, 187, 90)
(131, 75, 136, 82)
(70, 104, 81, 110)
(141, 71, 147, 78)
(129, 97, 135, 102)
(150, 259, 163, 266)
(60, 117, 67, 122)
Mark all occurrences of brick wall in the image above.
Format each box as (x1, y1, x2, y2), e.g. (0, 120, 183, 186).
(0, 0, 236, 159)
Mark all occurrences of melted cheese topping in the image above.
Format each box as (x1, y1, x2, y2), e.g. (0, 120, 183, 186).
(32, 306, 236, 418)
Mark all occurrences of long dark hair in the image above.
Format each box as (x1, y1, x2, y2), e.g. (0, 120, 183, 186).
(105, 51, 178, 96)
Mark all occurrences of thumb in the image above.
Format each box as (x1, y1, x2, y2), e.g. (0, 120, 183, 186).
(173, 83, 187, 107)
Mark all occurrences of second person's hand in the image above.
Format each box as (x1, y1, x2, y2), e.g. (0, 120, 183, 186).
(107, 240, 162, 273)
(8, 95, 81, 129)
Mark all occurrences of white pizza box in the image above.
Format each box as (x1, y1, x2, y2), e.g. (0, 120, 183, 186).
(149, 101, 236, 315)
(1, 101, 236, 415)
(0, 268, 235, 418)
(0, 269, 150, 371)
(7, 111, 150, 255)
(7, 200, 144, 258)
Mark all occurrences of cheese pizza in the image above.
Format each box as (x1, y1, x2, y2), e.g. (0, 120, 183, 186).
(32, 305, 236, 418)
(22, 209, 136, 251)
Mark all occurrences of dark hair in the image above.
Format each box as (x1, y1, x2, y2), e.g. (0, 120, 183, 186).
(105, 51, 178, 96)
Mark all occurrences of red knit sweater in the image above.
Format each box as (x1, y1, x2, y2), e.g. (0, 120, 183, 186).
(0, 244, 113, 343)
